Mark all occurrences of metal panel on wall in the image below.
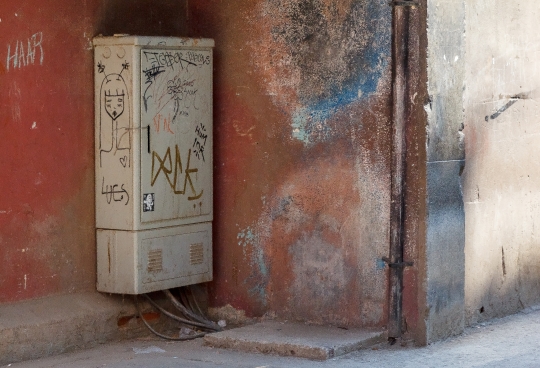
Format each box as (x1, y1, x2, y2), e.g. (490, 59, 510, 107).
(139, 47, 213, 224)
(94, 36, 214, 294)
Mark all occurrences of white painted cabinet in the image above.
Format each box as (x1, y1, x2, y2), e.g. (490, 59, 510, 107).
(93, 36, 214, 294)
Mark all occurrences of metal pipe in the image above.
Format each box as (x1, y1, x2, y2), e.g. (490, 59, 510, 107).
(388, 0, 416, 339)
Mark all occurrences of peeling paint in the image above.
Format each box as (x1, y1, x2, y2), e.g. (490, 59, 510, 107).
(252, 0, 390, 145)
(190, 0, 392, 327)
(290, 233, 346, 317)
(237, 226, 269, 304)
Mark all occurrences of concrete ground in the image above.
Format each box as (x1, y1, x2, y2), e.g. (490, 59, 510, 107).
(5, 306, 540, 368)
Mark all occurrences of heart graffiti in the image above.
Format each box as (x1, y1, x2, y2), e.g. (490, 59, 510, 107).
(120, 156, 128, 168)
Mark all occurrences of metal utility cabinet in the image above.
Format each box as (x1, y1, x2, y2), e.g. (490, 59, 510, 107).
(93, 36, 214, 294)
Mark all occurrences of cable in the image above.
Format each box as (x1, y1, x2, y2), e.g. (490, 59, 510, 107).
(142, 293, 215, 331)
(163, 289, 222, 331)
(187, 285, 205, 317)
(134, 295, 205, 341)
(182, 288, 198, 315)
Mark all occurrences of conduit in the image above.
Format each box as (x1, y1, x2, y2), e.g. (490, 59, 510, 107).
(387, 0, 418, 339)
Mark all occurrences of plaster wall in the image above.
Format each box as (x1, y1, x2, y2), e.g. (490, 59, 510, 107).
(463, 0, 540, 325)
(190, 0, 393, 327)
(0, 0, 394, 329)
(0, 2, 98, 302)
(423, 0, 466, 342)
(0, 0, 189, 303)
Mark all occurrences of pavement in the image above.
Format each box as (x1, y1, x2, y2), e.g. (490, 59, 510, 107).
(5, 306, 540, 368)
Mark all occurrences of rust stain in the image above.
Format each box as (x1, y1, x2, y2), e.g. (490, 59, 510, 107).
(191, 0, 392, 328)
(117, 316, 133, 327)
(119, 311, 161, 327)
(139, 312, 161, 323)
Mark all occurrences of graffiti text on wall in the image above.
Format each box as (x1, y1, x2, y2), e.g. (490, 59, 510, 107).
(101, 178, 130, 205)
(142, 51, 197, 113)
(193, 123, 207, 162)
(151, 145, 203, 200)
(6, 32, 44, 71)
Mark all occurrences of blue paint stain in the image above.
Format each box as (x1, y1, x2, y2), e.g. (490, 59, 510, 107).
(376, 258, 387, 271)
(237, 226, 269, 305)
(292, 1, 391, 145)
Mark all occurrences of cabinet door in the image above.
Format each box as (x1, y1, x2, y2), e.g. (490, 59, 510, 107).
(139, 47, 212, 225)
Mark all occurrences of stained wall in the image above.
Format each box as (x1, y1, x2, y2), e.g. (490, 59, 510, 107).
(0, 0, 394, 329)
(463, 1, 540, 325)
(423, 0, 466, 342)
(0, 0, 188, 303)
(190, 0, 393, 327)
(0, 2, 97, 302)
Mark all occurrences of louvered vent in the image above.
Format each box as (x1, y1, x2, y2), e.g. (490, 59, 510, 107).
(190, 243, 204, 265)
(147, 249, 163, 272)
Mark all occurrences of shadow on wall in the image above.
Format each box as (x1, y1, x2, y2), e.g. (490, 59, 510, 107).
(466, 266, 540, 326)
(465, 212, 540, 325)
(97, 0, 188, 36)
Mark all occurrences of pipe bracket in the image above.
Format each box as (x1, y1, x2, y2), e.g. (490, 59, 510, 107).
(382, 257, 414, 269)
(389, 1, 420, 7)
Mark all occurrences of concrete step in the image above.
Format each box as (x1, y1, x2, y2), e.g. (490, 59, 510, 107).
(204, 321, 386, 361)
(0, 292, 168, 366)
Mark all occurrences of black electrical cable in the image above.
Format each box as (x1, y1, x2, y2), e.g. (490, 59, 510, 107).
(164, 289, 222, 331)
(134, 295, 205, 341)
(179, 289, 193, 314)
(182, 288, 198, 315)
(179, 288, 221, 332)
(182, 288, 204, 323)
(142, 294, 215, 331)
(187, 286, 205, 317)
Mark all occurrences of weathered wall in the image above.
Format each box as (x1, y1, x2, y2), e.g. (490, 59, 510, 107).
(190, 1, 393, 327)
(0, 2, 97, 302)
(423, 0, 466, 342)
(1, 0, 394, 328)
(399, 3, 429, 344)
(0, 0, 188, 303)
(463, 1, 540, 325)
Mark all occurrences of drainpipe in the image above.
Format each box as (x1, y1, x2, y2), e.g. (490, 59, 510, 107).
(387, 0, 418, 339)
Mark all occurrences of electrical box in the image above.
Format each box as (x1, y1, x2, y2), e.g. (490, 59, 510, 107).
(93, 36, 214, 294)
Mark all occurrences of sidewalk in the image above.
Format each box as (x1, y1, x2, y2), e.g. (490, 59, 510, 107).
(6, 306, 540, 368)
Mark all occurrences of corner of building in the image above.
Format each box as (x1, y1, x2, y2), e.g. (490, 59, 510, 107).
(422, 0, 466, 343)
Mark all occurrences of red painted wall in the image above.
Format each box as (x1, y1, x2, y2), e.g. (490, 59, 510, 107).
(190, 0, 393, 327)
(0, 0, 394, 330)
(0, 0, 188, 303)
(0, 2, 98, 302)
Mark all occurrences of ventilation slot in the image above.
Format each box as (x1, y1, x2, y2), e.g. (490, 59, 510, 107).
(190, 243, 204, 265)
(147, 249, 163, 273)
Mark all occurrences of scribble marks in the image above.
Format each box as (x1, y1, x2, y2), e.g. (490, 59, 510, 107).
(142, 64, 165, 112)
(6, 32, 44, 71)
(167, 77, 198, 124)
(193, 123, 208, 162)
(141, 50, 196, 113)
(151, 145, 203, 200)
(101, 178, 129, 205)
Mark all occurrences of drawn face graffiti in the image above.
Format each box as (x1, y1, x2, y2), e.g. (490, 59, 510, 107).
(98, 65, 131, 167)
(104, 91, 125, 121)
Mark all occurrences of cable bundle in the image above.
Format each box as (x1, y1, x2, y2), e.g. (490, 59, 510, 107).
(135, 286, 223, 341)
